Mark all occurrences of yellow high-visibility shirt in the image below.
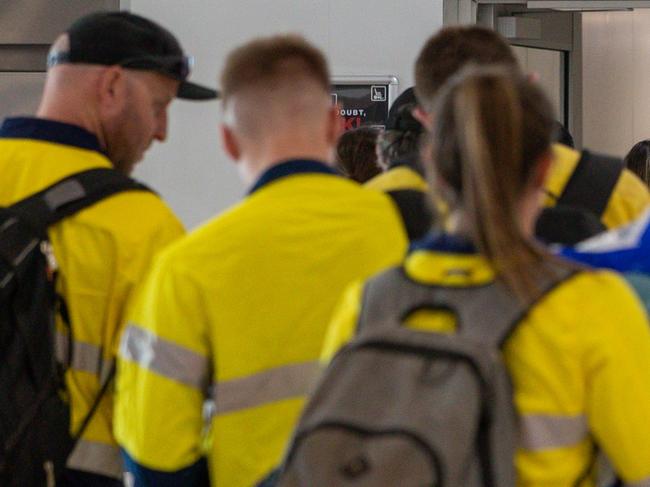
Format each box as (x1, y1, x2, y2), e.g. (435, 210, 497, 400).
(115, 160, 408, 487)
(0, 117, 184, 478)
(365, 164, 429, 193)
(365, 165, 439, 239)
(323, 236, 650, 486)
(546, 144, 650, 229)
(366, 146, 650, 236)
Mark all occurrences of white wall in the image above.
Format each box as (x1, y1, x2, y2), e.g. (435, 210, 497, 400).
(582, 9, 650, 158)
(128, 0, 444, 228)
(512, 46, 564, 122)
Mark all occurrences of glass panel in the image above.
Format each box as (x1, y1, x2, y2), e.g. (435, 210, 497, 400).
(512, 46, 566, 123)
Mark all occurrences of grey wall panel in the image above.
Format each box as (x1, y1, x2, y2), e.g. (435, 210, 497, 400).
(0, 72, 46, 118)
(0, 0, 119, 44)
(582, 11, 635, 157)
(129, 0, 444, 229)
(582, 9, 650, 157)
(512, 46, 564, 122)
(0, 45, 49, 71)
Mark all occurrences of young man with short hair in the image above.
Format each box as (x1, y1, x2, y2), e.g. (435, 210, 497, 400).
(413, 26, 650, 237)
(115, 34, 407, 487)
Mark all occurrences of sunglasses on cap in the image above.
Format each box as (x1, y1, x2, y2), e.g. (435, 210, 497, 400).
(47, 51, 194, 82)
(119, 55, 195, 81)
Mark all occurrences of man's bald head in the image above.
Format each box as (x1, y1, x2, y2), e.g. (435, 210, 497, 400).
(38, 61, 178, 174)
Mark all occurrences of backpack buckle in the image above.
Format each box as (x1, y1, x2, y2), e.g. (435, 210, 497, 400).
(40, 241, 58, 281)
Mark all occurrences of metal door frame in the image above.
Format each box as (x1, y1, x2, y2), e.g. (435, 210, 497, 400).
(443, 0, 583, 144)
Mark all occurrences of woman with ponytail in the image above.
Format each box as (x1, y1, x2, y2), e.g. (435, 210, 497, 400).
(321, 67, 650, 486)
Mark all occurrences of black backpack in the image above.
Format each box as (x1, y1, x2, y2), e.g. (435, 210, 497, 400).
(0, 168, 151, 486)
(535, 150, 624, 245)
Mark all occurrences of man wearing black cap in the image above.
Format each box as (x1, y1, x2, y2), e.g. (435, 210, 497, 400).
(0, 11, 216, 486)
(43, 10, 218, 174)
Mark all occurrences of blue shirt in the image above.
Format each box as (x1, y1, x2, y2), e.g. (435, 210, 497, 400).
(560, 208, 650, 321)
(559, 208, 650, 273)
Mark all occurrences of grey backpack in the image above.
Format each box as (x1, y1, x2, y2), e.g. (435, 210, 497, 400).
(274, 264, 574, 487)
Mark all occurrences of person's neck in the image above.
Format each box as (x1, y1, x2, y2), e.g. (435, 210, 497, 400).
(447, 198, 537, 240)
(238, 137, 332, 187)
(36, 101, 105, 148)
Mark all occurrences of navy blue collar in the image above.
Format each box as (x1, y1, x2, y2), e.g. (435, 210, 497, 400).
(0, 117, 105, 155)
(248, 159, 338, 195)
(410, 231, 477, 254)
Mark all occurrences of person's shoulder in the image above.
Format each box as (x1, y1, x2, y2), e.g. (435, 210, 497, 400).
(81, 188, 184, 237)
(610, 165, 650, 213)
(154, 198, 251, 260)
(560, 267, 633, 294)
(343, 180, 410, 229)
(534, 268, 644, 332)
(364, 166, 428, 192)
(545, 144, 581, 196)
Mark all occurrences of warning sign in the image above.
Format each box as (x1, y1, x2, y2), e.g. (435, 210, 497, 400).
(332, 83, 392, 131)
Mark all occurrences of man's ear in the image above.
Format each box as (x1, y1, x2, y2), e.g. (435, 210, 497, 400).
(412, 105, 433, 131)
(325, 104, 343, 147)
(97, 66, 127, 116)
(220, 124, 242, 161)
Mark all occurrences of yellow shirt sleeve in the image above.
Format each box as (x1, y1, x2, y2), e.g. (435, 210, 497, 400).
(580, 272, 650, 483)
(601, 168, 650, 229)
(545, 144, 650, 229)
(364, 166, 429, 192)
(115, 247, 209, 471)
(321, 280, 365, 363)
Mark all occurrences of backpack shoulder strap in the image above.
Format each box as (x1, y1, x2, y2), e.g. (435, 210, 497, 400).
(357, 262, 578, 348)
(557, 150, 623, 218)
(466, 263, 578, 347)
(356, 266, 423, 332)
(8, 168, 153, 234)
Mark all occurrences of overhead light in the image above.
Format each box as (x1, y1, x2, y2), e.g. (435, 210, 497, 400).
(528, 0, 650, 9)
(552, 7, 633, 10)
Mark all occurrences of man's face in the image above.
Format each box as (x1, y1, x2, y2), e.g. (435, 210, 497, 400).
(104, 70, 178, 174)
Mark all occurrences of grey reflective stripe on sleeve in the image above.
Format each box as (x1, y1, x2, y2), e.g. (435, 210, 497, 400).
(55, 330, 69, 365)
(628, 478, 650, 487)
(55, 331, 113, 381)
(67, 439, 123, 479)
(119, 324, 209, 391)
(519, 414, 588, 451)
(215, 360, 321, 415)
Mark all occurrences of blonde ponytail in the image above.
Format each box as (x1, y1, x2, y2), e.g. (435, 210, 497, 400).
(430, 66, 555, 300)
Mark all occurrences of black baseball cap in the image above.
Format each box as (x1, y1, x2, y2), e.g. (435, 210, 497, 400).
(47, 11, 218, 100)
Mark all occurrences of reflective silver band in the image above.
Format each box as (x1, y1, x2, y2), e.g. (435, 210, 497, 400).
(215, 360, 321, 415)
(45, 179, 85, 210)
(119, 324, 209, 391)
(629, 478, 650, 487)
(55, 331, 113, 382)
(67, 438, 123, 479)
(519, 414, 588, 451)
